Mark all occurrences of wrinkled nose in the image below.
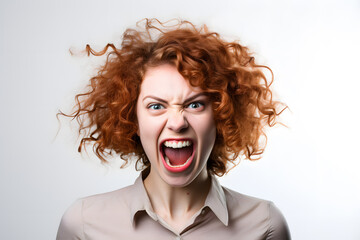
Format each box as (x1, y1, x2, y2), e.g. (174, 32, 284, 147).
(167, 109, 189, 132)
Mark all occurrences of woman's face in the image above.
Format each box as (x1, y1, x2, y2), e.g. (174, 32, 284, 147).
(136, 64, 216, 187)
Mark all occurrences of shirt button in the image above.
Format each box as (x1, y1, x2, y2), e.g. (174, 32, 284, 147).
(175, 236, 181, 240)
(201, 209, 206, 214)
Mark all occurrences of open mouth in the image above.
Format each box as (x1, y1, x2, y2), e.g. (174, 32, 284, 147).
(160, 139, 195, 173)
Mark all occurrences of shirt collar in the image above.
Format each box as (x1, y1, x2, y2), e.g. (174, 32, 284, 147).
(129, 170, 158, 225)
(205, 175, 229, 226)
(129, 171, 229, 226)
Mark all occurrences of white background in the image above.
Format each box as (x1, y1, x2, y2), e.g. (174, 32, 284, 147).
(1, 0, 359, 239)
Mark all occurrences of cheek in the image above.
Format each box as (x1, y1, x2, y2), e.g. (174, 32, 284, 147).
(189, 113, 216, 148)
(139, 119, 160, 143)
(202, 119, 216, 148)
(137, 116, 165, 160)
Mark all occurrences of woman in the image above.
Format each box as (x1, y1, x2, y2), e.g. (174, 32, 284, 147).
(57, 19, 290, 240)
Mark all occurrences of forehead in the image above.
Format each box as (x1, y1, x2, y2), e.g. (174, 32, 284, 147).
(140, 64, 202, 99)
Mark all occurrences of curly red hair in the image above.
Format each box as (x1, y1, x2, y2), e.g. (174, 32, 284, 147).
(60, 19, 285, 176)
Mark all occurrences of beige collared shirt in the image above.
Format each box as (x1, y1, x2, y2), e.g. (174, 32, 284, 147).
(56, 174, 290, 240)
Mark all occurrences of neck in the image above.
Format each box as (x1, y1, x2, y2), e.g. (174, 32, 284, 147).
(143, 168, 211, 232)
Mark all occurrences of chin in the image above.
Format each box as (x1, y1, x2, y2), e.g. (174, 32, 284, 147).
(158, 159, 207, 188)
(160, 173, 197, 188)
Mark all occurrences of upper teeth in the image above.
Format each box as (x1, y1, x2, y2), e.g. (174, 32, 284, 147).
(164, 140, 192, 148)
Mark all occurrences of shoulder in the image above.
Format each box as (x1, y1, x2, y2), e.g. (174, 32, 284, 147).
(76, 185, 133, 216)
(223, 187, 291, 240)
(266, 201, 291, 240)
(56, 198, 84, 240)
(56, 185, 134, 240)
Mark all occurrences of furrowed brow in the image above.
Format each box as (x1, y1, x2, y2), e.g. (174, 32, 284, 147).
(184, 93, 207, 104)
(142, 95, 167, 104)
(142, 93, 207, 104)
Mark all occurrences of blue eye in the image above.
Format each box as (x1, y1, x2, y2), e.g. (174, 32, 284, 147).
(187, 102, 204, 109)
(148, 103, 165, 110)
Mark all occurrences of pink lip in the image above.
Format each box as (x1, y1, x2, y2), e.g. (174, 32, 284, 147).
(160, 138, 195, 173)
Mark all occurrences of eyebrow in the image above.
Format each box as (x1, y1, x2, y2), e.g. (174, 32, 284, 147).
(142, 93, 207, 104)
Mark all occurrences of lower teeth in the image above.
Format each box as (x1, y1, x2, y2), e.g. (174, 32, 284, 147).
(165, 156, 191, 168)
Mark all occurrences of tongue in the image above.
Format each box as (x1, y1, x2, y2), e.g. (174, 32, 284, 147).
(164, 146, 193, 166)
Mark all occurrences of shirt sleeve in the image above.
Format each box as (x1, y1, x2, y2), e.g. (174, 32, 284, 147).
(56, 199, 84, 240)
(266, 202, 291, 240)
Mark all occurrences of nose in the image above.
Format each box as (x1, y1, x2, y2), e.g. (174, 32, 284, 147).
(166, 109, 189, 132)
